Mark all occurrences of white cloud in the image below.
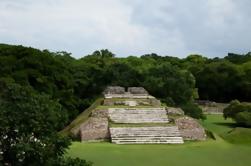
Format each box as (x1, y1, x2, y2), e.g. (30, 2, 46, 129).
(0, 0, 250, 58)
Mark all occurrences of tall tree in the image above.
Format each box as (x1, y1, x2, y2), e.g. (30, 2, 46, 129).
(0, 83, 91, 165)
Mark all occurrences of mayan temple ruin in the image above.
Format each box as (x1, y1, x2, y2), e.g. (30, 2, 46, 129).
(104, 86, 183, 144)
(68, 86, 206, 144)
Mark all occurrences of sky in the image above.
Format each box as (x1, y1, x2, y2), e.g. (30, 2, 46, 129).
(0, 0, 251, 58)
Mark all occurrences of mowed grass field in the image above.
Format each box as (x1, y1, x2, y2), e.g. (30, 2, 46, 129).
(67, 115, 251, 166)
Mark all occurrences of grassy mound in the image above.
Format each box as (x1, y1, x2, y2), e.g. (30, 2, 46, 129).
(201, 115, 251, 144)
(200, 114, 235, 135)
(60, 98, 103, 136)
(223, 127, 251, 144)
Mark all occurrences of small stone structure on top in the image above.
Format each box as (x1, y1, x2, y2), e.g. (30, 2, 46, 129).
(104, 86, 154, 99)
(103, 86, 125, 94)
(128, 87, 148, 94)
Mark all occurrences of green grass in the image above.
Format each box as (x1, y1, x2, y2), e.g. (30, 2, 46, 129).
(201, 115, 251, 144)
(200, 114, 235, 135)
(67, 115, 251, 166)
(223, 127, 251, 144)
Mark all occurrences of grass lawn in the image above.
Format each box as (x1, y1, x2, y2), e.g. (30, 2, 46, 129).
(201, 115, 251, 144)
(67, 115, 251, 166)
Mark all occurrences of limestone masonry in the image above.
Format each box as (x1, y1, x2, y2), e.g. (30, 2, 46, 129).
(79, 86, 206, 144)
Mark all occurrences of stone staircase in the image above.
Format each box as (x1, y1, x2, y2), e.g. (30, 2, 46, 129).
(110, 126, 184, 144)
(108, 108, 169, 123)
(108, 107, 184, 144)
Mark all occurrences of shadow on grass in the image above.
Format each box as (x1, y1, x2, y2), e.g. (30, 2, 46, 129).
(213, 122, 237, 128)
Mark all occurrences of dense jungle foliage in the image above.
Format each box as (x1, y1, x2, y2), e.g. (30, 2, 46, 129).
(0, 43, 250, 165)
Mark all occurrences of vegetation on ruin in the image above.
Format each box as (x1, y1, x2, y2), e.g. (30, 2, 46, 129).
(60, 98, 104, 137)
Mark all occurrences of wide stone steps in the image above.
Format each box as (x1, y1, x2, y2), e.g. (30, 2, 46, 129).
(110, 127, 184, 144)
(109, 108, 166, 112)
(112, 139, 184, 144)
(108, 108, 169, 123)
(110, 127, 181, 136)
(110, 118, 168, 123)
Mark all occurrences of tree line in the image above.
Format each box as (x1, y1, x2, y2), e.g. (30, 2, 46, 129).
(0, 44, 250, 165)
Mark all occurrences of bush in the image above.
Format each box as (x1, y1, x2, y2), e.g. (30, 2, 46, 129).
(161, 97, 176, 107)
(224, 100, 251, 127)
(235, 112, 251, 127)
(180, 102, 206, 120)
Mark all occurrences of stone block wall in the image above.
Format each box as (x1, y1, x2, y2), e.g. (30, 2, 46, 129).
(196, 100, 228, 114)
(128, 87, 148, 94)
(103, 98, 161, 107)
(80, 117, 110, 141)
(103, 86, 125, 94)
(175, 116, 206, 141)
(167, 107, 184, 115)
(91, 109, 108, 118)
(79, 109, 110, 141)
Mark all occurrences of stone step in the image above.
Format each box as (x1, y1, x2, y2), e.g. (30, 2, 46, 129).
(112, 134, 181, 137)
(110, 126, 179, 132)
(110, 126, 184, 144)
(109, 112, 167, 118)
(112, 137, 183, 140)
(110, 114, 167, 116)
(110, 119, 169, 123)
(112, 138, 184, 144)
(111, 130, 180, 135)
(112, 141, 184, 144)
(112, 137, 183, 139)
(110, 116, 168, 118)
(108, 108, 166, 113)
(108, 108, 169, 124)
(110, 121, 169, 124)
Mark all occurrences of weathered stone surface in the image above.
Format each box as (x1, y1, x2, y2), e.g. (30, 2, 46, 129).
(196, 100, 228, 114)
(91, 109, 108, 118)
(77, 89, 207, 144)
(104, 99, 143, 106)
(108, 108, 169, 123)
(103, 98, 160, 107)
(167, 107, 184, 115)
(200, 104, 228, 114)
(125, 100, 137, 106)
(175, 116, 206, 141)
(149, 98, 161, 107)
(80, 117, 110, 141)
(110, 126, 184, 144)
(128, 87, 148, 94)
(103, 86, 125, 94)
